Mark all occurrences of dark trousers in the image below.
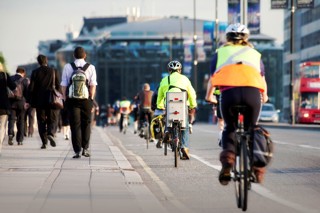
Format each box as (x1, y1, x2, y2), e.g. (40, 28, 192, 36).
(220, 87, 261, 154)
(24, 107, 35, 136)
(67, 99, 92, 154)
(8, 107, 26, 143)
(36, 108, 59, 145)
(138, 108, 153, 129)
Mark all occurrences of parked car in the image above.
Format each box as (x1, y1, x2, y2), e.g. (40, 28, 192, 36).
(259, 103, 280, 123)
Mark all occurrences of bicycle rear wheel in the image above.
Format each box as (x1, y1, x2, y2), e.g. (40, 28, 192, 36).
(172, 125, 179, 167)
(234, 136, 249, 211)
(123, 117, 128, 134)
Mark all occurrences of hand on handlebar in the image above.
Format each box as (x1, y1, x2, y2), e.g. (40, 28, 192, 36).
(205, 99, 217, 105)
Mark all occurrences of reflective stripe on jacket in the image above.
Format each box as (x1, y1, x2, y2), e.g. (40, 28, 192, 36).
(211, 45, 266, 92)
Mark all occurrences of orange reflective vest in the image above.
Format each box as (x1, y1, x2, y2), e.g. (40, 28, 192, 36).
(211, 45, 266, 92)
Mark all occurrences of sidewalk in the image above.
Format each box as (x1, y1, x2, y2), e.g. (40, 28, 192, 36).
(0, 127, 167, 213)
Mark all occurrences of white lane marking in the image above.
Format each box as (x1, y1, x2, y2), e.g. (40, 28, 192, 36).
(190, 154, 318, 213)
(273, 140, 320, 150)
(194, 126, 320, 150)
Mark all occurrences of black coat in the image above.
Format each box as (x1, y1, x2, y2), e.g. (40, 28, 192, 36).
(27, 66, 61, 109)
(0, 72, 16, 115)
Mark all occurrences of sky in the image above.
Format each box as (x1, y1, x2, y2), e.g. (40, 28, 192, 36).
(0, 0, 284, 73)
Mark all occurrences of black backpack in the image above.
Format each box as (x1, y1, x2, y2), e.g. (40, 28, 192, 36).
(8, 77, 24, 100)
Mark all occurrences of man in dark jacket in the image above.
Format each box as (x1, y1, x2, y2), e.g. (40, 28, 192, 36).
(7, 67, 29, 145)
(27, 55, 60, 149)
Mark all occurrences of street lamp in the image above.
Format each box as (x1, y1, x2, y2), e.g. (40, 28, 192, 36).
(290, 0, 295, 125)
(193, 0, 197, 92)
(214, 0, 219, 50)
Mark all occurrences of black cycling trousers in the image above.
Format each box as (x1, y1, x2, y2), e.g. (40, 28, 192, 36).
(220, 87, 261, 153)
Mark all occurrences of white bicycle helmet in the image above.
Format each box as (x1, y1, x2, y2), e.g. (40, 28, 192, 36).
(225, 23, 250, 40)
(167, 60, 182, 72)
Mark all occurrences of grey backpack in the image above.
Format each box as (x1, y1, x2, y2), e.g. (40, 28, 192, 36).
(68, 62, 90, 99)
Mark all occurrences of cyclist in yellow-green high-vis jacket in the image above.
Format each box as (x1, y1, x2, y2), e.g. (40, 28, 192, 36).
(157, 60, 197, 160)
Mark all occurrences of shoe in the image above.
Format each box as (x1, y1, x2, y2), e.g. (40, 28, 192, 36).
(150, 138, 155, 143)
(163, 131, 171, 143)
(8, 135, 14, 145)
(73, 153, 81, 158)
(139, 130, 144, 138)
(82, 149, 90, 157)
(219, 166, 232, 186)
(134, 130, 137, 134)
(41, 144, 47, 149)
(253, 167, 265, 184)
(47, 135, 56, 147)
(64, 135, 69, 140)
(181, 148, 190, 160)
(18, 142, 23, 146)
(156, 141, 163, 148)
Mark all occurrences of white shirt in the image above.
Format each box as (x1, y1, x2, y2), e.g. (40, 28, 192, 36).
(60, 59, 98, 87)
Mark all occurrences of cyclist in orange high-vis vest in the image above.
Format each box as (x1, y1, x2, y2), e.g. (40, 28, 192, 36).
(206, 23, 268, 185)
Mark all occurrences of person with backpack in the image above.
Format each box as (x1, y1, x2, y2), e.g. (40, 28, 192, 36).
(27, 55, 61, 149)
(7, 67, 29, 146)
(60, 46, 97, 159)
(156, 60, 197, 160)
(0, 62, 16, 155)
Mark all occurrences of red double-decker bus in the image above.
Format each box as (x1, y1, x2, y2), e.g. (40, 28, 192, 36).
(294, 61, 320, 124)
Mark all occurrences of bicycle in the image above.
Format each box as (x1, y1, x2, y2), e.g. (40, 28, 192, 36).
(166, 92, 187, 167)
(232, 105, 255, 211)
(141, 112, 151, 149)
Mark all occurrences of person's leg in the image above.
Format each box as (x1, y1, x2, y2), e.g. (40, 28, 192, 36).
(218, 88, 241, 185)
(69, 102, 82, 156)
(28, 108, 36, 137)
(181, 115, 190, 159)
(7, 109, 16, 145)
(36, 108, 48, 148)
(16, 108, 26, 145)
(45, 108, 59, 147)
(119, 114, 123, 132)
(0, 115, 8, 154)
(47, 109, 59, 137)
(81, 100, 92, 151)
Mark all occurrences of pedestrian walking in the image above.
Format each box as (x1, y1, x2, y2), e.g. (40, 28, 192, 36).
(7, 67, 29, 145)
(0, 62, 16, 155)
(27, 55, 60, 149)
(60, 46, 97, 158)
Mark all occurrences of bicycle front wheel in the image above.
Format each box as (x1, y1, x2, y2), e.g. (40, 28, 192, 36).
(234, 136, 249, 211)
(164, 140, 168, 156)
(145, 124, 150, 149)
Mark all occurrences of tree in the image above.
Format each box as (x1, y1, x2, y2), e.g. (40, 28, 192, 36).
(0, 52, 8, 71)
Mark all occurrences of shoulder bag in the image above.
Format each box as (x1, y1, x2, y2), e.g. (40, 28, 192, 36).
(49, 70, 64, 109)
